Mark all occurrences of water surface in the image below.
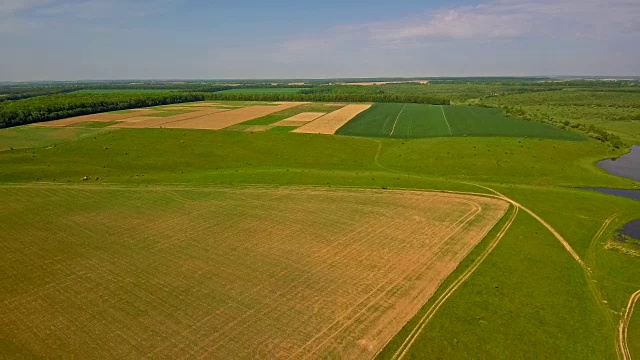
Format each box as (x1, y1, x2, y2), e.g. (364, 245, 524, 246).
(585, 188, 640, 201)
(618, 219, 640, 242)
(597, 146, 640, 182)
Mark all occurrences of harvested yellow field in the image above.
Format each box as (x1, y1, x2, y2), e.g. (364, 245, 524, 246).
(272, 112, 326, 126)
(0, 185, 507, 359)
(163, 102, 307, 130)
(179, 102, 230, 107)
(33, 109, 158, 127)
(110, 108, 230, 129)
(293, 104, 371, 134)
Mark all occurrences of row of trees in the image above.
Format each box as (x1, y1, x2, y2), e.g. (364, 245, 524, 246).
(202, 92, 450, 105)
(0, 93, 204, 128)
(0, 87, 76, 103)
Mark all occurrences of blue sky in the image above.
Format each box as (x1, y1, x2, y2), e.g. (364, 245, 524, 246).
(1, 0, 639, 80)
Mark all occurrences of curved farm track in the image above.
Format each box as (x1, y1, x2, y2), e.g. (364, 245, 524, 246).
(621, 290, 640, 360)
(368, 151, 628, 360)
(389, 204, 518, 360)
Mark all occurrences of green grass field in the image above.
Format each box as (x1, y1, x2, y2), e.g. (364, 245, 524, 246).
(336, 103, 584, 140)
(0, 98, 638, 358)
(0, 126, 109, 151)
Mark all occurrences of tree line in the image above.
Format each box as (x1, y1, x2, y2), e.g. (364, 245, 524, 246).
(0, 93, 204, 128)
(202, 92, 450, 105)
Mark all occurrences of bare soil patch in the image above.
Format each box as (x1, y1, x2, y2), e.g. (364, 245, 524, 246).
(163, 102, 307, 130)
(110, 108, 229, 129)
(293, 104, 371, 134)
(33, 109, 159, 127)
(273, 112, 326, 127)
(0, 185, 506, 359)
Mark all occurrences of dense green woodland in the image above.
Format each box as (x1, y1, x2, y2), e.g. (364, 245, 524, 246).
(0, 93, 204, 128)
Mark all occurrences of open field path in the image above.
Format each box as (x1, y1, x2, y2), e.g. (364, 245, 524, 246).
(584, 214, 625, 359)
(440, 106, 452, 135)
(621, 290, 640, 360)
(390, 204, 518, 360)
(467, 183, 588, 270)
(389, 105, 406, 136)
(364, 139, 627, 358)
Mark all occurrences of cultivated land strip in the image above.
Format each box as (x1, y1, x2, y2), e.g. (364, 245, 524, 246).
(163, 102, 307, 130)
(0, 184, 506, 359)
(110, 108, 230, 129)
(272, 112, 326, 126)
(32, 109, 159, 127)
(293, 104, 371, 134)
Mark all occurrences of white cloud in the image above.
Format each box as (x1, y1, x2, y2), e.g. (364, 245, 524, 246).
(280, 0, 640, 51)
(367, 0, 640, 42)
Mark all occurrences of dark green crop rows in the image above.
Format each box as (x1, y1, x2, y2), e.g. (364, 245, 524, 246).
(337, 103, 585, 140)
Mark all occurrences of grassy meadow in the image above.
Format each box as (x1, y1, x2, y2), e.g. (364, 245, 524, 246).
(1, 90, 639, 358)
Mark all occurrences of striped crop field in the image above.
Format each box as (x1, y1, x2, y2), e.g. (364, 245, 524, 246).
(336, 103, 584, 140)
(0, 184, 506, 359)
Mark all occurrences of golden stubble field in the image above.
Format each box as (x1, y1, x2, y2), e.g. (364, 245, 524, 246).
(0, 185, 507, 358)
(31, 102, 372, 135)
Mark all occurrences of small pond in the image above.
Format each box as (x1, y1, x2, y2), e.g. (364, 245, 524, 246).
(597, 145, 640, 182)
(617, 219, 640, 243)
(585, 188, 640, 201)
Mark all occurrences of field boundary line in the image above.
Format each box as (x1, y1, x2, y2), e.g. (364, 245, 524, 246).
(297, 198, 483, 358)
(460, 182, 588, 271)
(620, 290, 640, 360)
(381, 116, 392, 136)
(391, 204, 517, 360)
(585, 214, 621, 359)
(440, 106, 452, 136)
(390, 105, 406, 136)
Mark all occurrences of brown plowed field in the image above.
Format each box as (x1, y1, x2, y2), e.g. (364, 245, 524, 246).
(163, 102, 307, 130)
(33, 109, 159, 127)
(110, 108, 230, 129)
(273, 112, 327, 126)
(293, 104, 371, 134)
(0, 185, 507, 359)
